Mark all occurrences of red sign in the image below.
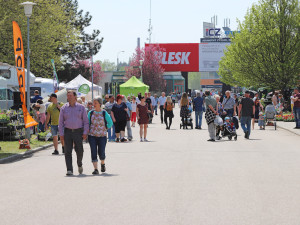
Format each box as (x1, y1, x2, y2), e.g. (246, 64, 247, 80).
(146, 43, 199, 72)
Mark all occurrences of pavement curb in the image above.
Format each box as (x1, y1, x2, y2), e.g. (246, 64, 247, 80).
(277, 125, 300, 136)
(0, 143, 54, 164)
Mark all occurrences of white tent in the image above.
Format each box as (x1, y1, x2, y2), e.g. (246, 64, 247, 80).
(64, 74, 102, 98)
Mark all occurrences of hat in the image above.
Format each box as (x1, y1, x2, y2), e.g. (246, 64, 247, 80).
(50, 93, 57, 98)
(225, 117, 230, 120)
(245, 90, 250, 94)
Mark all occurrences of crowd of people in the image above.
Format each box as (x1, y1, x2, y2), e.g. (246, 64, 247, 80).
(29, 87, 300, 176)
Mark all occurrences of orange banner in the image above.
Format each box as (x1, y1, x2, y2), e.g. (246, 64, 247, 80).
(13, 21, 38, 128)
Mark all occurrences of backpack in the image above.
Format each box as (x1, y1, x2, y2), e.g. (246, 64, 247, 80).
(89, 110, 107, 129)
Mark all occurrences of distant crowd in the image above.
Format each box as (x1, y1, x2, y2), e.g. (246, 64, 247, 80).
(28, 86, 300, 176)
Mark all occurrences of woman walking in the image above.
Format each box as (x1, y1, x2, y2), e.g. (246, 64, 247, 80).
(111, 94, 128, 142)
(88, 96, 113, 174)
(136, 96, 149, 142)
(252, 98, 264, 129)
(180, 92, 189, 129)
(164, 96, 174, 129)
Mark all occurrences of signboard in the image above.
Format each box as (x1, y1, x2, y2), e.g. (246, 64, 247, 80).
(200, 38, 231, 43)
(198, 43, 229, 72)
(146, 43, 199, 72)
(145, 42, 229, 72)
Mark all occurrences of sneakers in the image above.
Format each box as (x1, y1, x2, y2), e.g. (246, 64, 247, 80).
(66, 171, 73, 176)
(207, 139, 215, 142)
(121, 138, 128, 142)
(140, 138, 143, 142)
(62, 146, 65, 154)
(143, 138, 149, 142)
(92, 169, 99, 175)
(52, 150, 59, 155)
(116, 138, 120, 143)
(78, 166, 83, 174)
(101, 164, 106, 172)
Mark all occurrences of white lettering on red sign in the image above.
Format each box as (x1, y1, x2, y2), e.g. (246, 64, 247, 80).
(161, 52, 191, 65)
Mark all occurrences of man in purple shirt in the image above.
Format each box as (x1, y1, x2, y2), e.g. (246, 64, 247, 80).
(59, 90, 89, 176)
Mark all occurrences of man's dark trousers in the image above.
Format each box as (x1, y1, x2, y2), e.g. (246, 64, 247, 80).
(160, 106, 164, 123)
(64, 128, 84, 172)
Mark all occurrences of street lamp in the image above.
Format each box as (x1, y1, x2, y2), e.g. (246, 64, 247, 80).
(20, 1, 36, 140)
(139, 59, 144, 82)
(117, 51, 125, 71)
(89, 40, 95, 101)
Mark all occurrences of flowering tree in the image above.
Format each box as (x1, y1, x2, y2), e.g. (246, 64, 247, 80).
(74, 59, 105, 84)
(126, 45, 165, 92)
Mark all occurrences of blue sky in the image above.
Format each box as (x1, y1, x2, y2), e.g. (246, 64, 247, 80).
(78, 0, 258, 64)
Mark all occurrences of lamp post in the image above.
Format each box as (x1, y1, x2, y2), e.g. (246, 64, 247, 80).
(117, 51, 125, 71)
(20, 1, 36, 140)
(89, 40, 95, 101)
(139, 59, 144, 82)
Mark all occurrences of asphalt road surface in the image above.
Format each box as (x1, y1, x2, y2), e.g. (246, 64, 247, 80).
(1, 108, 300, 225)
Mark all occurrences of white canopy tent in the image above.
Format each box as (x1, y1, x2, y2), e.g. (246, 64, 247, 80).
(64, 74, 102, 99)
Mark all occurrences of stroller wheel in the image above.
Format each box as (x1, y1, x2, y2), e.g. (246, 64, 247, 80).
(228, 135, 232, 140)
(234, 135, 237, 141)
(191, 124, 193, 129)
(180, 124, 182, 129)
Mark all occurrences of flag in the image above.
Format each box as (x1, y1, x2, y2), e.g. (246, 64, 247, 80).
(51, 59, 59, 92)
(12, 21, 38, 128)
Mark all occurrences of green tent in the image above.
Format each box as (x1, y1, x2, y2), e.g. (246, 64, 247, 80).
(120, 76, 149, 97)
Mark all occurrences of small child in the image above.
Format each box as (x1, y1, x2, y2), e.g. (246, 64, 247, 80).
(224, 117, 236, 133)
(258, 112, 265, 130)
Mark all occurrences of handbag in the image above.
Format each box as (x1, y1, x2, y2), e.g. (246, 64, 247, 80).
(214, 115, 223, 126)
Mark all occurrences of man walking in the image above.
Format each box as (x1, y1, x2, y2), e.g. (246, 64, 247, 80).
(59, 91, 89, 176)
(292, 87, 300, 129)
(193, 92, 204, 129)
(149, 92, 157, 115)
(45, 93, 64, 155)
(204, 91, 217, 141)
(158, 92, 167, 124)
(222, 90, 236, 117)
(238, 91, 255, 139)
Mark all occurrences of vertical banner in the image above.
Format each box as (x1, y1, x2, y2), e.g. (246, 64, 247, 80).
(50, 59, 59, 92)
(12, 21, 38, 128)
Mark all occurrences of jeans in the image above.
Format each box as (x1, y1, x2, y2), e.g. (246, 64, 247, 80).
(154, 105, 158, 115)
(240, 116, 252, 136)
(195, 111, 203, 127)
(38, 122, 45, 133)
(126, 120, 133, 139)
(294, 107, 300, 128)
(160, 106, 164, 123)
(88, 135, 107, 162)
(107, 124, 116, 141)
(64, 129, 84, 172)
(224, 108, 234, 117)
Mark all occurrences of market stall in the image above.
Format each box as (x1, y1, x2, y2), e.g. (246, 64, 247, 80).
(119, 76, 149, 97)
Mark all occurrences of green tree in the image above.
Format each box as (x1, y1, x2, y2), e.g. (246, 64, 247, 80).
(0, 0, 103, 79)
(99, 59, 117, 71)
(219, 0, 300, 91)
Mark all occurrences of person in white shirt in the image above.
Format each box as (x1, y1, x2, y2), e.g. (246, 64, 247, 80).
(131, 96, 137, 127)
(158, 92, 167, 124)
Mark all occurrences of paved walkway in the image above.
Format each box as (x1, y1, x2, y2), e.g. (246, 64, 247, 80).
(276, 120, 300, 136)
(0, 107, 300, 225)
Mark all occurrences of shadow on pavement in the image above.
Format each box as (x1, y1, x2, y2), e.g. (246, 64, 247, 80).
(65, 173, 119, 178)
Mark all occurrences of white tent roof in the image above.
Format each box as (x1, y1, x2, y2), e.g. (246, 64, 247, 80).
(64, 74, 102, 92)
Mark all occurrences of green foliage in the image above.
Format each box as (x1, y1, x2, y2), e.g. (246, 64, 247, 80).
(0, 0, 103, 78)
(99, 59, 117, 71)
(219, 0, 300, 91)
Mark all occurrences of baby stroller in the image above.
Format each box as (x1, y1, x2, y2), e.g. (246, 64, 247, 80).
(216, 117, 238, 141)
(264, 104, 277, 130)
(180, 106, 193, 129)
